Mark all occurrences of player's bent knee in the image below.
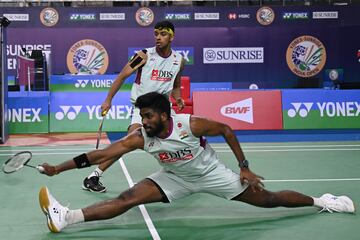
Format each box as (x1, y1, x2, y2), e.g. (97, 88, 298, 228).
(116, 189, 142, 207)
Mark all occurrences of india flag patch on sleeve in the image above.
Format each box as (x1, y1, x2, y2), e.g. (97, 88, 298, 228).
(179, 131, 189, 139)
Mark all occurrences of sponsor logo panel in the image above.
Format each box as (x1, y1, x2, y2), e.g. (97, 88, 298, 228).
(3, 14, 29, 21)
(203, 47, 264, 64)
(8, 97, 49, 133)
(282, 90, 360, 129)
(312, 11, 338, 19)
(50, 74, 133, 92)
(6, 44, 52, 71)
(194, 12, 219, 20)
(165, 12, 191, 20)
(49, 92, 132, 132)
(227, 13, 251, 20)
(286, 35, 326, 78)
(99, 13, 125, 20)
(70, 13, 96, 21)
(193, 91, 282, 130)
(282, 12, 309, 20)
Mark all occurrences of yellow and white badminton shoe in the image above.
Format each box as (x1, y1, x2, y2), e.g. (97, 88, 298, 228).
(39, 186, 69, 233)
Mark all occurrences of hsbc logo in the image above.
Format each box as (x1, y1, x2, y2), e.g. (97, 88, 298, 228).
(75, 80, 89, 88)
(55, 106, 82, 120)
(227, 13, 251, 20)
(228, 13, 237, 20)
(220, 98, 253, 124)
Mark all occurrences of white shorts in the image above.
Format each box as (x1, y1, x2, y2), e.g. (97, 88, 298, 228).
(147, 162, 248, 202)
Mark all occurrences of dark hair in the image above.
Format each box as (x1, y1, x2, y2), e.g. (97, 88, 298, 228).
(135, 92, 171, 118)
(154, 20, 175, 34)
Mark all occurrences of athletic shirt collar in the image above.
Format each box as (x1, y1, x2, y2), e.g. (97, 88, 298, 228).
(159, 117, 173, 139)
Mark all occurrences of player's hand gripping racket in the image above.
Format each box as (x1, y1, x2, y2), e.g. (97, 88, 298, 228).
(96, 110, 108, 149)
(2, 151, 44, 174)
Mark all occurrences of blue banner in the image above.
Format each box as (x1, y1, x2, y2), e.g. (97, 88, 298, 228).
(282, 89, 360, 129)
(8, 92, 49, 133)
(49, 91, 132, 132)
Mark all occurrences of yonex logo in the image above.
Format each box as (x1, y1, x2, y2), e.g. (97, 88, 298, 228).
(8, 108, 42, 122)
(220, 98, 253, 124)
(75, 80, 89, 88)
(288, 101, 360, 118)
(54, 105, 133, 121)
(287, 102, 313, 118)
(55, 106, 82, 120)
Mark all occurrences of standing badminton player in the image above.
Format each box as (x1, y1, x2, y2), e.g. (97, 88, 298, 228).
(82, 20, 186, 193)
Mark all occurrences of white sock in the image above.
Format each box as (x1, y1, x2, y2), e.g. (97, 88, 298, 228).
(312, 197, 325, 208)
(88, 167, 103, 178)
(65, 209, 85, 225)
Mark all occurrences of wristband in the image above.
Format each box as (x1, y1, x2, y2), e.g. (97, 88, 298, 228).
(73, 153, 91, 168)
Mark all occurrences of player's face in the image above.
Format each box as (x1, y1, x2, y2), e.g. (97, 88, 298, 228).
(140, 108, 164, 137)
(154, 29, 173, 49)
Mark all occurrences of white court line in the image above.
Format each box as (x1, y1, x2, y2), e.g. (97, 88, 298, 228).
(217, 148, 360, 153)
(0, 143, 359, 153)
(118, 158, 161, 240)
(263, 178, 360, 183)
(0, 148, 95, 152)
(0, 148, 359, 157)
(212, 144, 360, 149)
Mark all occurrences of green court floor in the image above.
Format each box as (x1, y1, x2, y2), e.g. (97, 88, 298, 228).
(1, 141, 359, 240)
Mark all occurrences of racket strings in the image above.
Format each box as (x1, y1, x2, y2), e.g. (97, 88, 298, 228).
(3, 152, 32, 173)
(9, 155, 30, 167)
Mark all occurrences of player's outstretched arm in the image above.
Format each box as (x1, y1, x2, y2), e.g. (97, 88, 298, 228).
(40, 129, 144, 176)
(190, 116, 264, 191)
(102, 50, 148, 113)
(171, 58, 185, 111)
(190, 116, 246, 164)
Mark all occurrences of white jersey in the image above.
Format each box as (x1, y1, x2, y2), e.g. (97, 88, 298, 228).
(130, 47, 182, 104)
(141, 114, 220, 181)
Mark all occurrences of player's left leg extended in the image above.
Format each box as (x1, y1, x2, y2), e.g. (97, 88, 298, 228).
(232, 187, 313, 208)
(232, 187, 355, 213)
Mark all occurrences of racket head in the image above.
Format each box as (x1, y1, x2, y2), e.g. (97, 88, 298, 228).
(2, 151, 32, 174)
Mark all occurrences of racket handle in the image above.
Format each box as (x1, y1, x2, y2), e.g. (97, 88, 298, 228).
(101, 110, 108, 116)
(37, 165, 45, 173)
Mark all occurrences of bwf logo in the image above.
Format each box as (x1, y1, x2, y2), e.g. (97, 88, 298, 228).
(287, 102, 313, 118)
(55, 106, 82, 120)
(220, 98, 253, 124)
(75, 80, 89, 88)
